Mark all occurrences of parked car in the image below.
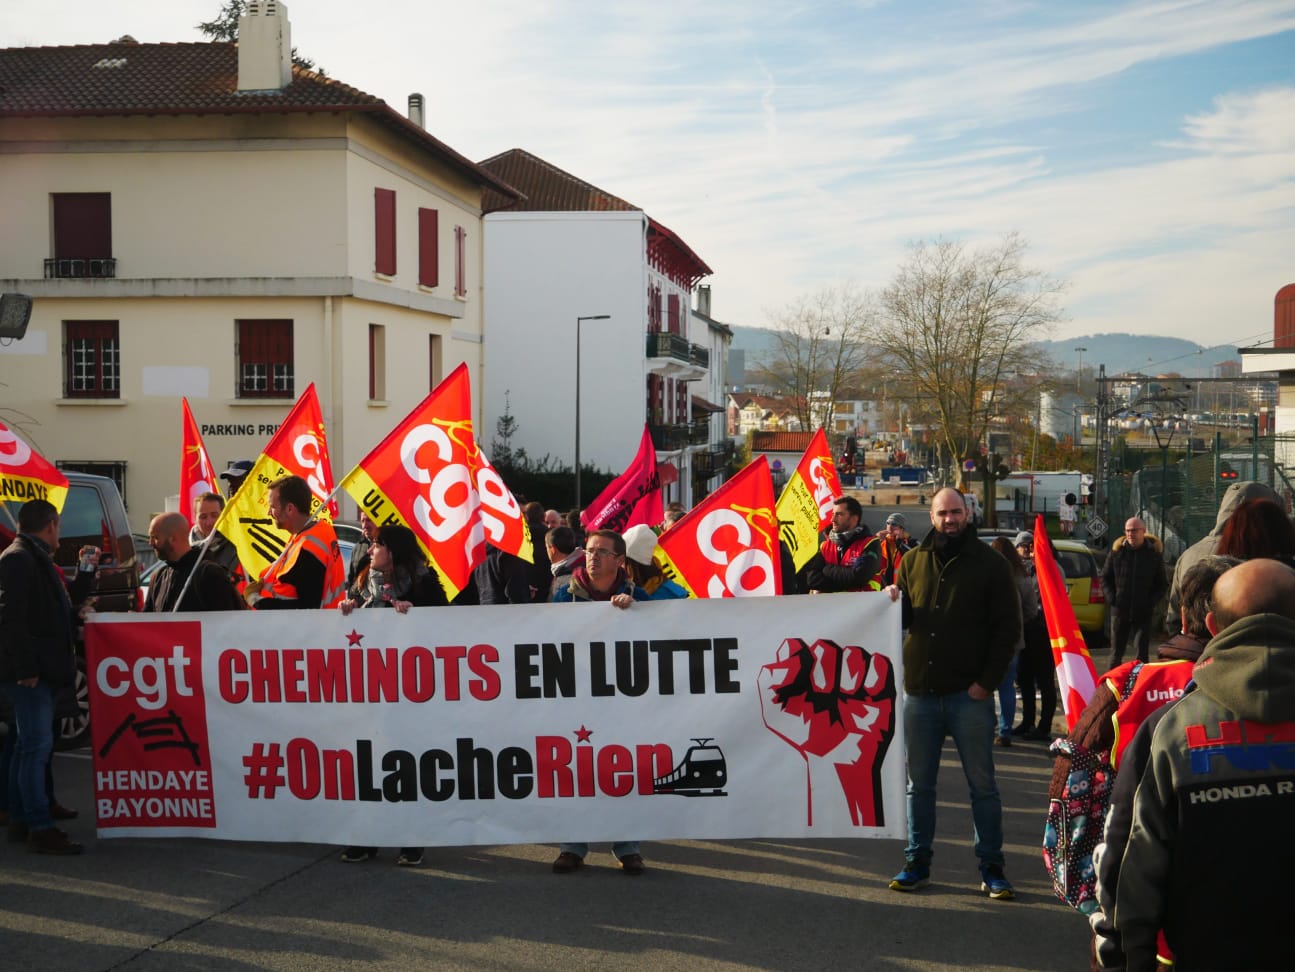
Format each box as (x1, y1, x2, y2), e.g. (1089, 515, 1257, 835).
(979, 529, 1107, 648)
(2, 472, 140, 748)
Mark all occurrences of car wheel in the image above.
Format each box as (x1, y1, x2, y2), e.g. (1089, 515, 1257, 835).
(55, 652, 91, 751)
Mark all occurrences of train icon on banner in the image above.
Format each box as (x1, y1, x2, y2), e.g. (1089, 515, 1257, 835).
(653, 738, 728, 797)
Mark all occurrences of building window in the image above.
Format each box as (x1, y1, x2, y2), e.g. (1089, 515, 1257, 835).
(454, 225, 466, 297)
(647, 283, 663, 333)
(428, 334, 442, 390)
(64, 320, 120, 399)
(667, 294, 680, 335)
(369, 324, 386, 400)
(375, 188, 396, 276)
(49, 193, 114, 278)
(418, 208, 439, 287)
(237, 320, 294, 399)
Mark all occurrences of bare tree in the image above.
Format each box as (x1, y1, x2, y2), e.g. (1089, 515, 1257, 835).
(751, 284, 876, 431)
(876, 233, 1062, 488)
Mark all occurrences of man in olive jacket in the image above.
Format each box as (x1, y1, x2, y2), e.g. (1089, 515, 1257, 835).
(884, 487, 1020, 900)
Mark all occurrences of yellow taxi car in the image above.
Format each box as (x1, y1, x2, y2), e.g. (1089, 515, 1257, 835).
(979, 530, 1107, 646)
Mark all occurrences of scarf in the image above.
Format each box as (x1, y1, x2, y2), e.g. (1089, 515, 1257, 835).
(568, 564, 626, 601)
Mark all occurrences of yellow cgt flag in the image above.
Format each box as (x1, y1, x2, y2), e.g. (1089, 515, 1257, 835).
(775, 428, 843, 572)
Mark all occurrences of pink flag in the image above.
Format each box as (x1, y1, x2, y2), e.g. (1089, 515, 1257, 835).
(580, 424, 664, 534)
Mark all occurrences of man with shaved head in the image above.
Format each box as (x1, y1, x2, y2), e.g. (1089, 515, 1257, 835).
(1097, 558, 1295, 970)
(143, 512, 243, 613)
(883, 486, 1021, 900)
(1101, 517, 1168, 666)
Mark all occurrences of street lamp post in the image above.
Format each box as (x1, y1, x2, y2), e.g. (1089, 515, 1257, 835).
(574, 314, 611, 510)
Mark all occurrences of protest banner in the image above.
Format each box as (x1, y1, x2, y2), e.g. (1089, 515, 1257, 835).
(775, 428, 841, 571)
(85, 594, 904, 844)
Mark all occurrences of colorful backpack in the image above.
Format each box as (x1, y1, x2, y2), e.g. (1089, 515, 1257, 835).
(1041, 663, 1143, 914)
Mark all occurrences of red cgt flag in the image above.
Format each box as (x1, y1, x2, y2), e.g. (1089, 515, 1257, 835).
(1032, 513, 1099, 731)
(180, 398, 218, 526)
(337, 363, 530, 600)
(580, 424, 663, 534)
(656, 455, 781, 597)
(0, 421, 69, 513)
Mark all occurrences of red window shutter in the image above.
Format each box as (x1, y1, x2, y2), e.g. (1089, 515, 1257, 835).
(53, 193, 112, 260)
(369, 324, 378, 400)
(418, 208, 439, 287)
(374, 188, 396, 275)
(667, 294, 680, 335)
(237, 320, 294, 399)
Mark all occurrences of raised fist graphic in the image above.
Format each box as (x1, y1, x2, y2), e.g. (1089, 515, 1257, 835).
(759, 638, 896, 828)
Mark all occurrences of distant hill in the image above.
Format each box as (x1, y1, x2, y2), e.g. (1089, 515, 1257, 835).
(728, 327, 1241, 382)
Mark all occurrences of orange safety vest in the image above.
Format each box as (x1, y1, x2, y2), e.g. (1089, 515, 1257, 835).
(1106, 659, 1195, 770)
(258, 519, 346, 609)
(820, 533, 885, 591)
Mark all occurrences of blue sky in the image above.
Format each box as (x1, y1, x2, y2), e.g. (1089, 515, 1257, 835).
(7, 0, 1294, 349)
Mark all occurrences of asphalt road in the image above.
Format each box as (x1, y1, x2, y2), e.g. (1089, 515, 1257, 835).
(3, 727, 1089, 972)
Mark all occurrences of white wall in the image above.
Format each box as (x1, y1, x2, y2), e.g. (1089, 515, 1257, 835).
(483, 211, 648, 477)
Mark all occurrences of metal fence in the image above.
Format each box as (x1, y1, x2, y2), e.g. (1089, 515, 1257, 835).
(1095, 433, 1295, 562)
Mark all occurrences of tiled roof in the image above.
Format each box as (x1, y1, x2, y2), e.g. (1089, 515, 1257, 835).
(478, 148, 640, 214)
(0, 41, 520, 199)
(751, 431, 816, 453)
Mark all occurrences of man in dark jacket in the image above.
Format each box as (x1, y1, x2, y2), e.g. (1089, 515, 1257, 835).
(1096, 557, 1295, 971)
(884, 488, 1020, 900)
(805, 495, 881, 593)
(142, 513, 243, 613)
(0, 499, 85, 854)
(1101, 518, 1168, 665)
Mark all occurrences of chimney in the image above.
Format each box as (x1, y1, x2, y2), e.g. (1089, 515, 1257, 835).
(238, 0, 292, 92)
(407, 93, 425, 129)
(696, 284, 712, 317)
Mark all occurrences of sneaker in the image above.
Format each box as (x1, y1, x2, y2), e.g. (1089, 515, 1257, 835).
(552, 851, 583, 873)
(396, 848, 423, 867)
(979, 863, 1015, 900)
(26, 826, 84, 856)
(888, 860, 930, 892)
(339, 846, 377, 863)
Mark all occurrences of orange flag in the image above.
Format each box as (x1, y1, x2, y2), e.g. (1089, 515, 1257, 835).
(180, 398, 218, 526)
(212, 383, 337, 577)
(1033, 513, 1099, 730)
(656, 455, 781, 597)
(775, 427, 842, 571)
(0, 421, 69, 512)
(337, 363, 531, 600)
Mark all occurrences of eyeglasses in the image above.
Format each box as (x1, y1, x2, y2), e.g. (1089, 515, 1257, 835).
(584, 547, 620, 560)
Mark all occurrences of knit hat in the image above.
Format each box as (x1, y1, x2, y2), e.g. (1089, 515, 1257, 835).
(885, 512, 907, 528)
(1013, 531, 1034, 548)
(622, 523, 660, 566)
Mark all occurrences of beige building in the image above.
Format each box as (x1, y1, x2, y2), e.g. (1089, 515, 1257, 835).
(0, 3, 517, 527)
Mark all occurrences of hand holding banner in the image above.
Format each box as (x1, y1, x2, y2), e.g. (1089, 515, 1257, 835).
(775, 428, 841, 572)
(212, 384, 336, 579)
(0, 421, 69, 512)
(656, 456, 781, 597)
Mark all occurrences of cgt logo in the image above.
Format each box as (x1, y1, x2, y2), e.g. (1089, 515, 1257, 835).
(96, 644, 195, 710)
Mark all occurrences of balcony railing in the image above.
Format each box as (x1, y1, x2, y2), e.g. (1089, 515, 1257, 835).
(45, 257, 117, 279)
(648, 423, 691, 451)
(646, 331, 709, 370)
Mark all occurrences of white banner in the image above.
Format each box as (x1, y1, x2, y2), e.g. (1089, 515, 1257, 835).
(85, 594, 904, 845)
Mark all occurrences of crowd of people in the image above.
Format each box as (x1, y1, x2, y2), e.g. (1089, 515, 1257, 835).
(4, 470, 1295, 967)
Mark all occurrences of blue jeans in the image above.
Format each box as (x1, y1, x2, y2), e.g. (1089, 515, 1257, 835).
(0, 682, 55, 830)
(560, 841, 640, 860)
(902, 690, 1004, 868)
(996, 655, 1019, 739)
